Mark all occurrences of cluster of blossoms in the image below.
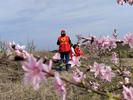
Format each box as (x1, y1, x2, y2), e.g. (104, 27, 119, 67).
(89, 81, 100, 90)
(117, 0, 133, 5)
(78, 32, 133, 51)
(76, 35, 117, 55)
(7, 41, 29, 59)
(119, 70, 132, 85)
(90, 62, 115, 82)
(72, 68, 86, 83)
(7, 42, 66, 100)
(123, 70, 132, 78)
(5, 32, 133, 100)
(111, 52, 119, 64)
(124, 33, 133, 49)
(95, 36, 117, 52)
(76, 33, 133, 99)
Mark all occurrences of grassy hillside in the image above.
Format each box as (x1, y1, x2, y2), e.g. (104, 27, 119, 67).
(0, 44, 133, 100)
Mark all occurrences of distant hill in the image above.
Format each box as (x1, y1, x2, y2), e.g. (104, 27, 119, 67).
(50, 50, 58, 53)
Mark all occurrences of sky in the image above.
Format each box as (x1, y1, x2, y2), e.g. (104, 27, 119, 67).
(0, 0, 133, 50)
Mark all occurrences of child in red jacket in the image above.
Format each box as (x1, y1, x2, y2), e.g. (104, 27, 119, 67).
(74, 44, 84, 57)
(70, 44, 84, 59)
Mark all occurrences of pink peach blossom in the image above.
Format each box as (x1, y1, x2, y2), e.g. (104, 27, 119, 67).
(52, 53, 61, 60)
(90, 62, 105, 78)
(54, 72, 66, 100)
(68, 56, 80, 67)
(90, 62, 115, 82)
(72, 68, 85, 83)
(101, 66, 115, 82)
(124, 33, 133, 48)
(117, 0, 125, 5)
(96, 36, 117, 51)
(123, 85, 133, 100)
(22, 55, 52, 90)
(123, 70, 131, 77)
(128, 0, 133, 5)
(90, 81, 100, 90)
(112, 52, 119, 64)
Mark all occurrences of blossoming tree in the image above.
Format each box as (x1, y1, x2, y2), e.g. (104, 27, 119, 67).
(4, 1, 133, 100)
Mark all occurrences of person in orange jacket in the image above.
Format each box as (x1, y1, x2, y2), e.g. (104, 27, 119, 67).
(57, 29, 72, 71)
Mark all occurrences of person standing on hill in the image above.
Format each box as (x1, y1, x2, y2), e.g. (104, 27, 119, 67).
(57, 29, 72, 71)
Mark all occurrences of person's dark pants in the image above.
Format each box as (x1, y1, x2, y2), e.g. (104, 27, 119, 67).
(60, 52, 70, 71)
(60, 52, 70, 64)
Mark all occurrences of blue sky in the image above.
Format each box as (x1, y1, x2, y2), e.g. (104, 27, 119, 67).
(0, 0, 133, 50)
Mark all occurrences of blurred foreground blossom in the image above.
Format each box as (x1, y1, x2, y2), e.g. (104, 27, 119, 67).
(54, 72, 66, 100)
(117, 0, 125, 5)
(22, 55, 52, 90)
(123, 85, 133, 100)
(117, 0, 133, 5)
(128, 0, 133, 4)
